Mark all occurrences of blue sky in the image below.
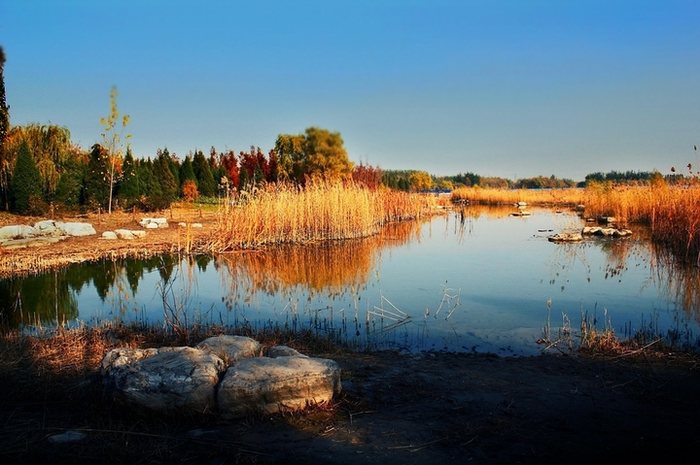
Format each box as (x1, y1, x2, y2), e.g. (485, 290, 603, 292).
(2, 0, 699, 181)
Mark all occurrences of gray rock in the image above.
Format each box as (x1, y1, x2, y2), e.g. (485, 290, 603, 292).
(104, 347, 225, 413)
(217, 356, 341, 418)
(196, 335, 261, 364)
(548, 232, 583, 243)
(268, 345, 306, 358)
(101, 347, 161, 375)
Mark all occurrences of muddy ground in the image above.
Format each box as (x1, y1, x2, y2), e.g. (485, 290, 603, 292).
(1, 347, 698, 465)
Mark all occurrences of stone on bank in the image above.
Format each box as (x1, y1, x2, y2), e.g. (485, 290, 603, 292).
(100, 336, 341, 417)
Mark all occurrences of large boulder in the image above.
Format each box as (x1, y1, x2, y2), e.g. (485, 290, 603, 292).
(33, 220, 62, 236)
(0, 225, 37, 240)
(196, 335, 261, 364)
(217, 355, 341, 418)
(103, 347, 225, 414)
(55, 222, 96, 237)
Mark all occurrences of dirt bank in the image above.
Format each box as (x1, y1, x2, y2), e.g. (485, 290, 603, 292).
(0, 207, 218, 277)
(1, 339, 698, 464)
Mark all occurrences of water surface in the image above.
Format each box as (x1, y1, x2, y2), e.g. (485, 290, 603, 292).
(2, 206, 698, 355)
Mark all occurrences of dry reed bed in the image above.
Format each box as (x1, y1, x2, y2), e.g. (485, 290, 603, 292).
(209, 182, 438, 251)
(451, 186, 586, 206)
(452, 183, 700, 264)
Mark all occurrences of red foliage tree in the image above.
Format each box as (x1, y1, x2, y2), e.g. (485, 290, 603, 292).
(352, 162, 383, 189)
(219, 149, 239, 190)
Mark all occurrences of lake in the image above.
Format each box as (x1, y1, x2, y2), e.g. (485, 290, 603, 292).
(2, 206, 698, 355)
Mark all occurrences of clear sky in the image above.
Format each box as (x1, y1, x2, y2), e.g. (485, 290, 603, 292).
(2, 0, 699, 181)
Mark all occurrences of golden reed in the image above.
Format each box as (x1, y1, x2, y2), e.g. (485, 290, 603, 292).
(208, 181, 437, 251)
(452, 181, 700, 263)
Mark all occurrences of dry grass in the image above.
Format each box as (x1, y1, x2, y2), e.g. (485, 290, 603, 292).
(208, 181, 439, 251)
(582, 181, 700, 263)
(451, 186, 586, 206)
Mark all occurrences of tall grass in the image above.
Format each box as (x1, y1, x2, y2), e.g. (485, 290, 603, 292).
(451, 186, 585, 206)
(452, 181, 700, 264)
(583, 180, 700, 264)
(208, 181, 438, 251)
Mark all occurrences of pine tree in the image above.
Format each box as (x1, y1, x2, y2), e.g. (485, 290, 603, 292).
(179, 155, 197, 187)
(54, 156, 85, 209)
(192, 150, 215, 197)
(149, 152, 177, 210)
(11, 141, 42, 214)
(84, 144, 110, 209)
(118, 148, 139, 208)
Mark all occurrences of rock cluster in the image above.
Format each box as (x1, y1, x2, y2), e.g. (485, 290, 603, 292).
(548, 226, 633, 243)
(0, 220, 96, 249)
(101, 336, 341, 417)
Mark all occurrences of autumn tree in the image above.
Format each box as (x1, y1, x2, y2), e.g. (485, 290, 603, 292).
(274, 127, 353, 183)
(352, 162, 383, 189)
(409, 171, 433, 191)
(99, 86, 131, 214)
(219, 149, 239, 190)
(274, 133, 306, 183)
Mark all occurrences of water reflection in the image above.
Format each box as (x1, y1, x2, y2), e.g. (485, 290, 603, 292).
(1, 208, 698, 353)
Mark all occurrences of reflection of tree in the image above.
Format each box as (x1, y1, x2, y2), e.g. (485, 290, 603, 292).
(0, 256, 170, 328)
(0, 270, 78, 327)
(217, 220, 422, 308)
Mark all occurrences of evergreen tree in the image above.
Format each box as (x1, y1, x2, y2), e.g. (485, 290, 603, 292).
(54, 156, 85, 209)
(118, 148, 139, 208)
(11, 141, 42, 214)
(149, 152, 177, 210)
(192, 150, 216, 196)
(84, 144, 110, 209)
(179, 155, 197, 187)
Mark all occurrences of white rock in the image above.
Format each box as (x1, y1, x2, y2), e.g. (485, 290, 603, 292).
(131, 230, 146, 238)
(33, 220, 61, 236)
(192, 223, 203, 228)
(217, 356, 341, 418)
(0, 225, 37, 240)
(101, 231, 118, 240)
(114, 229, 137, 240)
(145, 222, 159, 229)
(56, 222, 96, 237)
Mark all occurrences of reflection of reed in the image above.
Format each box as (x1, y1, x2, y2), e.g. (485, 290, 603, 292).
(650, 243, 700, 324)
(216, 220, 423, 303)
